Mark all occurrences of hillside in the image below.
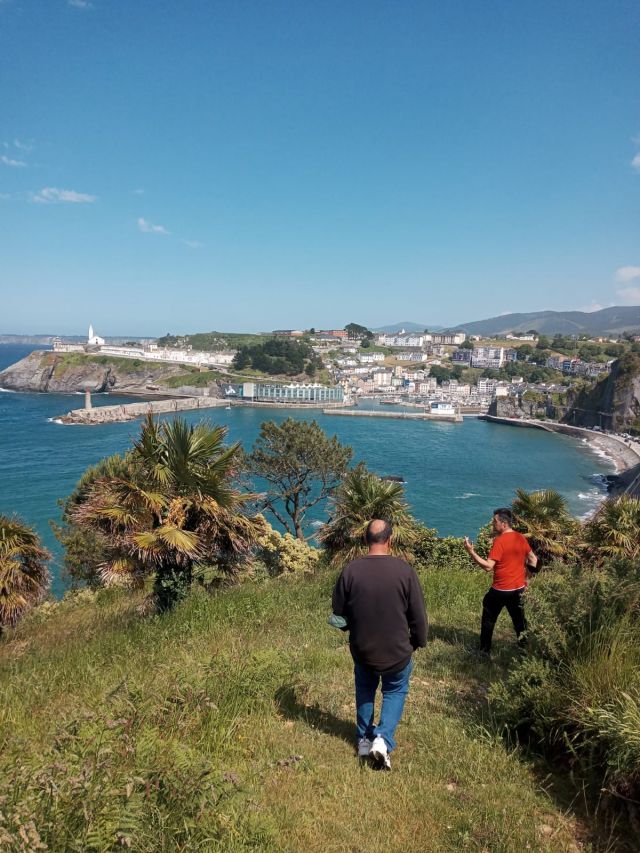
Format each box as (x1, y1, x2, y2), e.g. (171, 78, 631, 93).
(0, 569, 597, 851)
(563, 351, 640, 433)
(450, 306, 640, 337)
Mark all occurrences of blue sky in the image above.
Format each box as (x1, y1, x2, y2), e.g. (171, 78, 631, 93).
(1, 0, 639, 336)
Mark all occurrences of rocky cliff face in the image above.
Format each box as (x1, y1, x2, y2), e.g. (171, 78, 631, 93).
(488, 391, 553, 420)
(0, 351, 222, 396)
(562, 353, 640, 433)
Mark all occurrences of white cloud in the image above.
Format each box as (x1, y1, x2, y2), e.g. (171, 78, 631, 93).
(133, 188, 145, 195)
(13, 138, 33, 152)
(632, 152, 640, 171)
(30, 187, 97, 204)
(68, 0, 93, 8)
(615, 266, 640, 283)
(0, 193, 11, 200)
(1, 154, 26, 167)
(617, 286, 640, 305)
(138, 217, 170, 235)
(182, 239, 203, 249)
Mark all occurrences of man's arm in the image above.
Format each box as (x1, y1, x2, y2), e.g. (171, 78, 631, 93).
(463, 536, 496, 572)
(526, 550, 538, 568)
(407, 570, 428, 649)
(331, 570, 350, 631)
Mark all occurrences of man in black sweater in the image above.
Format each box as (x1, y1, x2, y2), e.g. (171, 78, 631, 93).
(332, 519, 428, 769)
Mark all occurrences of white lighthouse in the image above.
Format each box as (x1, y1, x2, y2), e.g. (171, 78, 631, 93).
(88, 324, 105, 346)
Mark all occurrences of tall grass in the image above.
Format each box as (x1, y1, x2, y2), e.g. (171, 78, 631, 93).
(0, 568, 596, 851)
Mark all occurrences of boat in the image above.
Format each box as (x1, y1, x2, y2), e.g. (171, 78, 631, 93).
(381, 475, 406, 483)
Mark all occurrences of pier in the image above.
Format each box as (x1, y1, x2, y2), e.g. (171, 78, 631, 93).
(322, 409, 463, 423)
(59, 396, 229, 424)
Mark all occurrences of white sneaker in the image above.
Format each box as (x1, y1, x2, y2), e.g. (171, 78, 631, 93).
(357, 737, 372, 757)
(369, 736, 391, 770)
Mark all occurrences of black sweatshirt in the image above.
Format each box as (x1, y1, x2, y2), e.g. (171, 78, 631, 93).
(332, 555, 428, 674)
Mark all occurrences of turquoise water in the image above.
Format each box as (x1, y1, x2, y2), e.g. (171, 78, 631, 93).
(0, 344, 613, 595)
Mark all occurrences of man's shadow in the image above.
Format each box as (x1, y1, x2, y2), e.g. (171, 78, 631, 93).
(275, 684, 354, 746)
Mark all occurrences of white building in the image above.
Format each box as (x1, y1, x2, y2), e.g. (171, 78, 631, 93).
(88, 324, 105, 346)
(430, 332, 466, 345)
(376, 333, 426, 348)
(359, 352, 385, 363)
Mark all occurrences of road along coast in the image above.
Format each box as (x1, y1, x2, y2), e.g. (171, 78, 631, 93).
(483, 415, 640, 496)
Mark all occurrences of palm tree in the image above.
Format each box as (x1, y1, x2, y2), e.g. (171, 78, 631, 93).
(318, 463, 418, 566)
(71, 415, 265, 609)
(0, 515, 50, 635)
(511, 488, 578, 564)
(583, 495, 640, 562)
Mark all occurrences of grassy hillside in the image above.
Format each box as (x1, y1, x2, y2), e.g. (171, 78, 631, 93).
(0, 566, 616, 852)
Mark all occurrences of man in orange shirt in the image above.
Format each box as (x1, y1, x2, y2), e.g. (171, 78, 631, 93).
(464, 507, 538, 655)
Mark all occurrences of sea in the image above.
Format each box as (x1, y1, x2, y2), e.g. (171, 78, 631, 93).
(0, 343, 614, 596)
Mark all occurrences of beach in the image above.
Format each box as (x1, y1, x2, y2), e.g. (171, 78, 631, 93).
(484, 415, 640, 496)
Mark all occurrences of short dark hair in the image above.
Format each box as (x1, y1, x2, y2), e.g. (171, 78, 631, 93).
(493, 508, 513, 525)
(365, 519, 393, 544)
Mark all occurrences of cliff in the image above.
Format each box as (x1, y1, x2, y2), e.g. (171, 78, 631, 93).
(0, 351, 224, 397)
(562, 352, 640, 433)
(488, 390, 555, 420)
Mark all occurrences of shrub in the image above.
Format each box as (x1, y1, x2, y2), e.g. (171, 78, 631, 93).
(489, 556, 640, 808)
(257, 526, 320, 576)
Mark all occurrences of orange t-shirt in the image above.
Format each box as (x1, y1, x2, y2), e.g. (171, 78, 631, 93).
(488, 531, 531, 591)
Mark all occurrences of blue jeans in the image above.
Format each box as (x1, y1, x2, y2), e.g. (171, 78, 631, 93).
(354, 658, 413, 752)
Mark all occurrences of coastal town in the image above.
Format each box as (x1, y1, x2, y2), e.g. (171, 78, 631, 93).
(46, 322, 635, 423)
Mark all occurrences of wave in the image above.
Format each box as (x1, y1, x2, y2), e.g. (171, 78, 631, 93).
(47, 417, 64, 425)
(455, 492, 480, 500)
(0, 387, 16, 393)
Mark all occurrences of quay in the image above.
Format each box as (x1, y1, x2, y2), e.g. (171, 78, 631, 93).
(59, 396, 230, 424)
(58, 397, 349, 425)
(322, 409, 463, 423)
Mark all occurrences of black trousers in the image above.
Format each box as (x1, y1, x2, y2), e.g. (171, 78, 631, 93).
(480, 587, 526, 653)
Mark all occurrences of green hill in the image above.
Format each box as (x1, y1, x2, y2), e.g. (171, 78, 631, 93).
(451, 306, 640, 337)
(0, 569, 598, 851)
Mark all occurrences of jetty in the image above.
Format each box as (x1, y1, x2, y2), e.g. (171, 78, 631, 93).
(59, 396, 229, 425)
(322, 408, 463, 423)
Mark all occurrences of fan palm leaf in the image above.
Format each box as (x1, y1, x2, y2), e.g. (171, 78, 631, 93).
(583, 496, 640, 562)
(511, 488, 578, 563)
(0, 515, 50, 630)
(319, 463, 418, 566)
(69, 415, 262, 603)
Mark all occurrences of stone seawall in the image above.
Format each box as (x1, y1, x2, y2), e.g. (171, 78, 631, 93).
(60, 397, 229, 424)
(323, 409, 463, 422)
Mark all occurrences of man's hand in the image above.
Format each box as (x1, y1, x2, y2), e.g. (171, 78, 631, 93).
(463, 536, 474, 554)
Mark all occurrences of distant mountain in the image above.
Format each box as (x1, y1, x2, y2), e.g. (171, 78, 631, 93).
(373, 321, 443, 334)
(449, 307, 640, 337)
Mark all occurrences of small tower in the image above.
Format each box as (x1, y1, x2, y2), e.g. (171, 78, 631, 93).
(84, 387, 93, 410)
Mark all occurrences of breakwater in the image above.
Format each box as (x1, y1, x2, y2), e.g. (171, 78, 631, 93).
(323, 408, 463, 423)
(60, 396, 229, 424)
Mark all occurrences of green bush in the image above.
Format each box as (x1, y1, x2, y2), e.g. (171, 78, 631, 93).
(489, 557, 640, 803)
(256, 526, 320, 576)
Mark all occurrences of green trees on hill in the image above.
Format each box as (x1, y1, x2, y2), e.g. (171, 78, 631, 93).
(232, 337, 323, 376)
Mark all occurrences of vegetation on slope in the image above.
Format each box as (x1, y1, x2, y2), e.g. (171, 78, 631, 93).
(0, 569, 590, 852)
